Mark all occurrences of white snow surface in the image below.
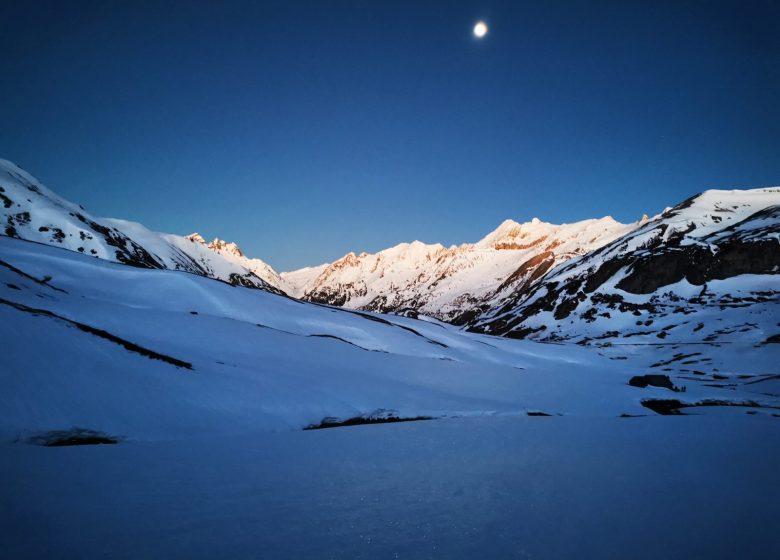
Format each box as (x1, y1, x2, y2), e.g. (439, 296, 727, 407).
(2, 234, 779, 440)
(2, 237, 779, 560)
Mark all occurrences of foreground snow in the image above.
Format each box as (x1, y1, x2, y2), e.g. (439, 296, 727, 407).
(3, 235, 778, 441)
(2, 234, 779, 558)
(2, 415, 779, 559)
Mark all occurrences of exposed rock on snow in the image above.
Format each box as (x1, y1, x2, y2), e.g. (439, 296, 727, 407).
(470, 188, 780, 345)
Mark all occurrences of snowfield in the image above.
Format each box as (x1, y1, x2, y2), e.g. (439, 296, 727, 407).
(2, 235, 778, 441)
(3, 416, 779, 559)
(1, 234, 779, 558)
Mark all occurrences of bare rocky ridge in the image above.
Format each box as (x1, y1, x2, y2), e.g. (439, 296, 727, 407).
(3, 157, 778, 346)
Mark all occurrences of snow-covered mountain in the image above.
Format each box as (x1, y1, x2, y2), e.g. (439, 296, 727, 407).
(282, 216, 639, 323)
(4, 158, 777, 352)
(0, 159, 286, 293)
(3, 162, 779, 558)
(471, 188, 780, 345)
(186, 233, 287, 289)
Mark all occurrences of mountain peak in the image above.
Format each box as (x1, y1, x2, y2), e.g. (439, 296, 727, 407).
(186, 233, 206, 244)
(478, 218, 550, 247)
(491, 219, 522, 234)
(208, 238, 244, 258)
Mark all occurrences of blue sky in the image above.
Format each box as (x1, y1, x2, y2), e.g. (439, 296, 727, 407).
(1, 0, 778, 270)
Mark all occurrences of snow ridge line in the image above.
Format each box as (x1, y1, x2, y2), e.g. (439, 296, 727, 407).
(0, 297, 193, 369)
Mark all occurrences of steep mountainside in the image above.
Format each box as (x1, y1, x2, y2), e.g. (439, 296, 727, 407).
(0, 159, 285, 293)
(471, 188, 780, 345)
(283, 216, 639, 323)
(186, 233, 286, 289)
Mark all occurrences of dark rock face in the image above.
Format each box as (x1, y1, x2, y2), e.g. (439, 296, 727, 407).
(616, 239, 780, 294)
(27, 428, 121, 446)
(304, 409, 435, 430)
(72, 212, 164, 270)
(496, 251, 556, 295)
(641, 398, 763, 415)
(224, 271, 283, 293)
(306, 284, 360, 307)
(0, 186, 13, 209)
(628, 375, 683, 392)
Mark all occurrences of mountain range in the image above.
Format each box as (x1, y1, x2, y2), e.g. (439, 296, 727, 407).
(3, 157, 779, 557)
(4, 157, 777, 350)
(0, 160, 282, 293)
(281, 215, 640, 324)
(472, 187, 780, 345)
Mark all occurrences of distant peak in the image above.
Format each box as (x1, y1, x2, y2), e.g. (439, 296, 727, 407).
(208, 238, 244, 258)
(497, 218, 521, 228)
(186, 233, 206, 244)
(481, 217, 550, 244)
(330, 251, 360, 270)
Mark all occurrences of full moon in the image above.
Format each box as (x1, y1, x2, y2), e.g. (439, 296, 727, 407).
(473, 21, 488, 38)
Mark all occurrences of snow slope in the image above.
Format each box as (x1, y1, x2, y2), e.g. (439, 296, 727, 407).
(472, 188, 780, 347)
(0, 159, 285, 292)
(283, 216, 638, 323)
(2, 234, 778, 442)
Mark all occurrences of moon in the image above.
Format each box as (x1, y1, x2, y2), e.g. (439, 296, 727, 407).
(473, 21, 488, 39)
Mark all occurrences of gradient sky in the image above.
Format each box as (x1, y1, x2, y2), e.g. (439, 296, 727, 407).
(1, 1, 778, 270)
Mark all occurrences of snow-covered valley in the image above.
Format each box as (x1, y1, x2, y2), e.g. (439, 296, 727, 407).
(2, 228, 779, 558)
(3, 234, 779, 440)
(1, 159, 779, 558)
